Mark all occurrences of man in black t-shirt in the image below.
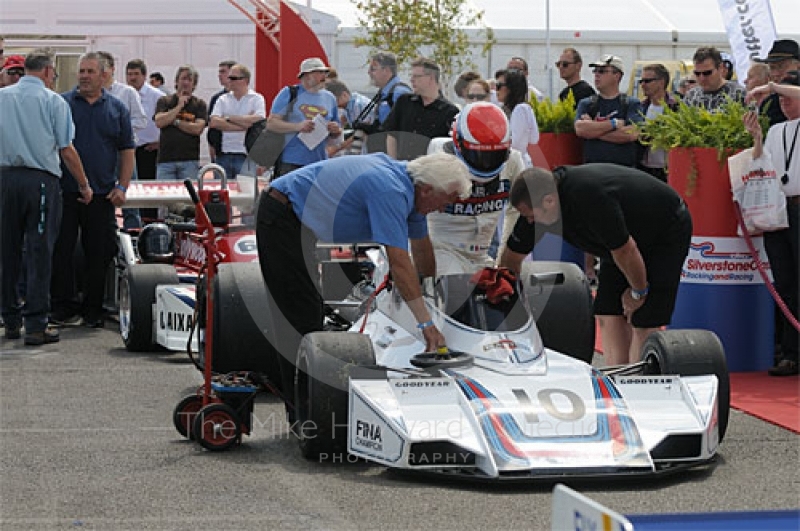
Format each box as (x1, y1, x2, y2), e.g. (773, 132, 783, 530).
(499, 165, 692, 366)
(557, 47, 595, 107)
(383, 57, 459, 161)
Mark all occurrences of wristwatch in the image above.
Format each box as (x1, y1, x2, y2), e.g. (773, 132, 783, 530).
(631, 284, 649, 300)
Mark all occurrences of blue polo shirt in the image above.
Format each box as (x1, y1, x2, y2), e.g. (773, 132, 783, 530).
(271, 153, 427, 248)
(0, 76, 75, 177)
(60, 88, 135, 194)
(378, 77, 412, 124)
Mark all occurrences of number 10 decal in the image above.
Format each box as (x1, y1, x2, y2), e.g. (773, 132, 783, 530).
(511, 388, 586, 423)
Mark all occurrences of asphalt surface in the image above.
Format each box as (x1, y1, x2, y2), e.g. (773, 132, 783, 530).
(1, 322, 798, 530)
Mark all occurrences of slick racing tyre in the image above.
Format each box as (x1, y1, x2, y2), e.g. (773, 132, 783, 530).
(295, 332, 377, 460)
(120, 264, 179, 351)
(207, 263, 281, 381)
(641, 329, 730, 442)
(522, 261, 595, 364)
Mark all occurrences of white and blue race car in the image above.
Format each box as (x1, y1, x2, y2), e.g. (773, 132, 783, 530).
(290, 250, 729, 480)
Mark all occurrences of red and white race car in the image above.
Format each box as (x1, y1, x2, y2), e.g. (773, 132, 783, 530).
(106, 164, 276, 374)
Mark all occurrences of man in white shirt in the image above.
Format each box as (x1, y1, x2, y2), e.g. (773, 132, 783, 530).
(208, 63, 266, 179)
(126, 59, 164, 182)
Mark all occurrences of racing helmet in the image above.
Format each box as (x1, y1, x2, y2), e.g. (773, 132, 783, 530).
(137, 223, 174, 264)
(451, 102, 511, 183)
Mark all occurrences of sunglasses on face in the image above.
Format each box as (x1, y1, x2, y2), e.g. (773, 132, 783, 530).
(694, 69, 714, 77)
(466, 93, 488, 100)
(638, 78, 658, 84)
(227, 76, 245, 81)
(6, 69, 24, 76)
(555, 61, 575, 68)
(593, 68, 613, 75)
(495, 82, 506, 89)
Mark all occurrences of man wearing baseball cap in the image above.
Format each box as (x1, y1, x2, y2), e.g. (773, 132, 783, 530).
(265, 57, 341, 178)
(1, 55, 25, 88)
(575, 54, 643, 168)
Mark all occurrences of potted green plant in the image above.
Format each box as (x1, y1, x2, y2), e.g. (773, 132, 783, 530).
(529, 92, 582, 168)
(636, 98, 764, 236)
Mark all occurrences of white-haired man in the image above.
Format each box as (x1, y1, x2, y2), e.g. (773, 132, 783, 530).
(256, 152, 472, 418)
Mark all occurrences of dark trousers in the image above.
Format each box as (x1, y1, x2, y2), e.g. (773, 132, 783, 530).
(135, 145, 158, 181)
(0, 168, 62, 333)
(273, 162, 303, 180)
(51, 194, 118, 320)
(255, 190, 322, 408)
(136, 146, 159, 221)
(765, 202, 799, 362)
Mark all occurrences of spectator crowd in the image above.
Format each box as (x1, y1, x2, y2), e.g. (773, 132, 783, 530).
(1, 35, 797, 377)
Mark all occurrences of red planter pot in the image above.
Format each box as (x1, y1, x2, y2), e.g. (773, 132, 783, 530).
(529, 132, 583, 169)
(667, 147, 739, 237)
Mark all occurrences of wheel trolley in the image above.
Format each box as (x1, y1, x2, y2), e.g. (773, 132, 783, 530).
(170, 167, 277, 451)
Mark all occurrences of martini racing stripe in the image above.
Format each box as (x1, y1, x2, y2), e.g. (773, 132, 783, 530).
(453, 372, 643, 466)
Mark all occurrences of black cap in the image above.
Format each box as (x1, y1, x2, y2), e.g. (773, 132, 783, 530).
(780, 70, 800, 86)
(757, 39, 800, 63)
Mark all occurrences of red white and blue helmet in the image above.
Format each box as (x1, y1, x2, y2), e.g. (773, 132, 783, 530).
(451, 102, 511, 183)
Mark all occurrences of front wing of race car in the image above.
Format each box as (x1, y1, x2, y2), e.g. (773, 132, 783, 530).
(347, 362, 720, 479)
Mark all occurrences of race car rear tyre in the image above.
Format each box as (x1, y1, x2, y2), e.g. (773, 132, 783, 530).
(295, 332, 376, 460)
(641, 329, 730, 442)
(120, 264, 179, 352)
(207, 263, 281, 381)
(522, 261, 595, 364)
(192, 403, 241, 451)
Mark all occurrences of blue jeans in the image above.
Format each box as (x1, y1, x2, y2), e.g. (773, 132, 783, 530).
(121, 162, 141, 230)
(157, 160, 200, 181)
(216, 153, 246, 180)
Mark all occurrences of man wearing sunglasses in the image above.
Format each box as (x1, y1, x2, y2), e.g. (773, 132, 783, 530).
(575, 55, 643, 168)
(683, 46, 745, 110)
(637, 63, 679, 182)
(556, 48, 595, 108)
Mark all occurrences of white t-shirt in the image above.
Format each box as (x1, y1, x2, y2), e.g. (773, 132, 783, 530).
(764, 117, 800, 197)
(509, 103, 539, 168)
(211, 89, 267, 154)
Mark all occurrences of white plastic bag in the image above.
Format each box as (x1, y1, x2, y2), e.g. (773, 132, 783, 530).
(728, 147, 789, 236)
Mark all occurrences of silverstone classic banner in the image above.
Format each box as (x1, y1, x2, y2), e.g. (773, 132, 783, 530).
(682, 236, 772, 285)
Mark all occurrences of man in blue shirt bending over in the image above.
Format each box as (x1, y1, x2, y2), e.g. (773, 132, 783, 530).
(256, 152, 472, 419)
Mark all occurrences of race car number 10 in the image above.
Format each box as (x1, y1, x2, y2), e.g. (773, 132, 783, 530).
(512, 388, 586, 423)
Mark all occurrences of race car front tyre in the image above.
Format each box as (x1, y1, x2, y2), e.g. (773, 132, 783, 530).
(294, 332, 377, 460)
(522, 261, 595, 364)
(640, 329, 730, 442)
(120, 264, 179, 351)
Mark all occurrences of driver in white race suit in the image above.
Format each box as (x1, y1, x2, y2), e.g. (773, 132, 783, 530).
(427, 102, 526, 274)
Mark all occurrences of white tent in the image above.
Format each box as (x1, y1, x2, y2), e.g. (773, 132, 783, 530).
(2, 0, 797, 99)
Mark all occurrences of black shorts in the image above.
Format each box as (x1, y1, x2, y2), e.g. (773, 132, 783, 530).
(594, 203, 692, 328)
